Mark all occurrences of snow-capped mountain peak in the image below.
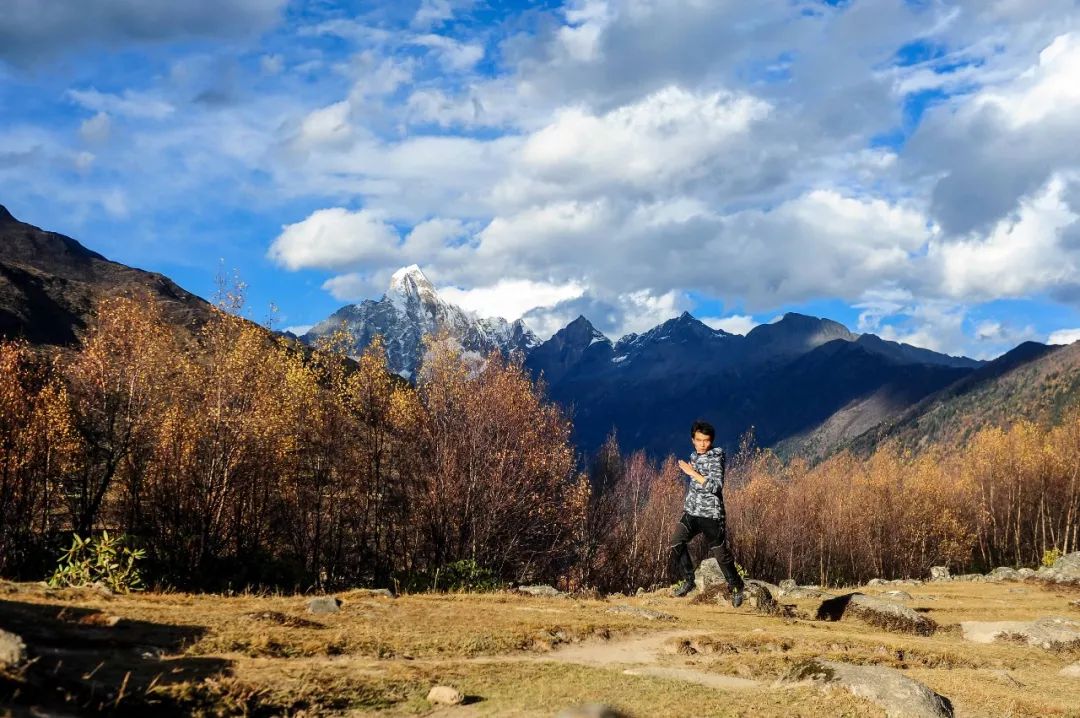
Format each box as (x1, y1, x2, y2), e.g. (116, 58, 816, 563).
(304, 265, 539, 378)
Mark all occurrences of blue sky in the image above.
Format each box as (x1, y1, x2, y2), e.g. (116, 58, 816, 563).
(3, 0, 1080, 358)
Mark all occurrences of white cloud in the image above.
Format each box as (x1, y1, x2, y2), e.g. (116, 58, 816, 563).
(67, 89, 174, 120)
(79, 112, 111, 144)
(267, 208, 399, 271)
(1049, 328, 1080, 345)
(412, 0, 474, 29)
(440, 279, 585, 321)
(283, 324, 313, 336)
(295, 100, 353, 148)
(411, 34, 484, 72)
(701, 314, 758, 335)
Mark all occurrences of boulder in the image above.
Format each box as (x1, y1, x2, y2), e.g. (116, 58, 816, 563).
(426, 686, 465, 705)
(516, 584, 564, 598)
(604, 605, 676, 621)
(952, 573, 986, 582)
(882, 590, 913, 601)
(307, 596, 342, 614)
(987, 567, 1021, 582)
(0, 629, 26, 670)
(786, 587, 832, 599)
(1017, 567, 1035, 578)
(817, 593, 937, 636)
(1054, 551, 1080, 578)
(778, 659, 953, 718)
(744, 580, 777, 612)
(929, 566, 951, 582)
(867, 578, 887, 586)
(960, 616, 1080, 649)
(694, 558, 727, 592)
(779, 579, 797, 593)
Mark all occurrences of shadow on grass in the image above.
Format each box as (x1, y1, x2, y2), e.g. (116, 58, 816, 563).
(0, 597, 231, 716)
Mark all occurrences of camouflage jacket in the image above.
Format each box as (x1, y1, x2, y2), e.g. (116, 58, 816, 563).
(683, 447, 726, 520)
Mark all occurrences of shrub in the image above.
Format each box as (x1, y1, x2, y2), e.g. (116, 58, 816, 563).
(49, 531, 146, 593)
(1043, 547, 1063, 568)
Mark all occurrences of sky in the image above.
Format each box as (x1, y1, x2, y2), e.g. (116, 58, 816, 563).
(3, 0, 1080, 358)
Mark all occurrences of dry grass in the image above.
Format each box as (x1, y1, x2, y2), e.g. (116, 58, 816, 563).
(0, 579, 1078, 717)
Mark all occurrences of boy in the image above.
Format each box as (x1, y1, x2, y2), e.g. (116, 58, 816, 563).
(670, 420, 745, 606)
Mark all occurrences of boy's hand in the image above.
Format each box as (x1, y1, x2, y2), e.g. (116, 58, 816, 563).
(678, 460, 704, 484)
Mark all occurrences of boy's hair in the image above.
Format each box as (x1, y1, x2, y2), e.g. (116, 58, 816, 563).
(690, 420, 715, 440)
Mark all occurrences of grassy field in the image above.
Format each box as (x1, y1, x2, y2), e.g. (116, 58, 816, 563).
(2, 578, 1079, 717)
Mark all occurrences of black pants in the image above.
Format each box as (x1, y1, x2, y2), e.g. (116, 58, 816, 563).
(670, 512, 744, 590)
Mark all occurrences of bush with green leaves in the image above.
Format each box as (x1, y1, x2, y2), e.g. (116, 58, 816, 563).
(49, 531, 146, 593)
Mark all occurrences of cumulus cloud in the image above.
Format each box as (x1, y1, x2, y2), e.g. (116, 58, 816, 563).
(268, 208, 399, 271)
(0, 0, 286, 66)
(78, 112, 111, 144)
(701, 315, 759, 335)
(1049, 328, 1080, 345)
(440, 279, 585, 321)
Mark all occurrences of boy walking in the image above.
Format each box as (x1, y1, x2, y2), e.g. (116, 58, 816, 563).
(671, 420, 745, 606)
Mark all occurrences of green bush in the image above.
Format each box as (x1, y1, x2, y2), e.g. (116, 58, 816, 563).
(1042, 547, 1063, 568)
(398, 558, 502, 593)
(49, 531, 145, 593)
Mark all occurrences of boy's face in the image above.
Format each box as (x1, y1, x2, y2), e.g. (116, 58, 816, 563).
(692, 431, 713, 454)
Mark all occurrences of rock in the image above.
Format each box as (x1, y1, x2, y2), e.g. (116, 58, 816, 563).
(1060, 663, 1080, 678)
(817, 593, 937, 636)
(960, 616, 1080, 649)
(1017, 567, 1035, 578)
(556, 704, 628, 718)
(952, 573, 985, 583)
(786, 587, 832, 599)
(883, 591, 913, 601)
(867, 578, 887, 586)
(779, 579, 797, 592)
(426, 686, 464, 705)
(307, 596, 342, 614)
(1053, 551, 1080, 578)
(694, 558, 727, 592)
(0, 629, 27, 669)
(745, 580, 777, 612)
(635, 587, 645, 596)
(516, 584, 564, 597)
(604, 605, 676, 621)
(778, 659, 953, 718)
(929, 566, 951, 582)
(987, 567, 1021, 582)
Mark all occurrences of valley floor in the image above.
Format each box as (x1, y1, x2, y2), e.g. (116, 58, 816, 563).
(1, 577, 1079, 717)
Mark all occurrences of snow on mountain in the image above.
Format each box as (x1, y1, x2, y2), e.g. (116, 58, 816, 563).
(303, 266, 538, 379)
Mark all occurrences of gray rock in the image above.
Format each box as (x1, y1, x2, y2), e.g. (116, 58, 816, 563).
(0, 629, 26, 669)
(516, 584, 564, 597)
(557, 704, 628, 718)
(867, 578, 887, 586)
(1052, 551, 1080, 579)
(604, 605, 676, 621)
(350, 588, 394, 599)
(779, 579, 797, 592)
(960, 616, 1080, 649)
(426, 685, 464, 705)
(987, 567, 1021, 582)
(929, 566, 951, 582)
(883, 590, 913, 601)
(778, 659, 953, 718)
(786, 587, 832, 599)
(745, 580, 777, 612)
(1017, 567, 1036, 578)
(817, 593, 937, 635)
(694, 558, 727, 592)
(307, 596, 342, 614)
(952, 573, 986, 583)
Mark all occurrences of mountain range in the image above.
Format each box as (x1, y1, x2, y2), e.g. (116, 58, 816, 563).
(3, 202, 1078, 461)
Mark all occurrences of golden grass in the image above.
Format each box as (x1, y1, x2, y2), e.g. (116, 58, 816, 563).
(0, 580, 1078, 717)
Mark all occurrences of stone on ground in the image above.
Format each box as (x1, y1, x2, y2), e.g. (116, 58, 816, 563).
(307, 596, 342, 614)
(744, 580, 777, 612)
(516, 584, 564, 597)
(929, 566, 951, 581)
(882, 590, 913, 601)
(0, 629, 26, 670)
(427, 686, 465, 705)
(778, 659, 953, 718)
(604, 605, 676, 621)
(694, 558, 726, 592)
(817, 593, 936, 635)
(960, 616, 1080, 649)
(987, 567, 1021, 582)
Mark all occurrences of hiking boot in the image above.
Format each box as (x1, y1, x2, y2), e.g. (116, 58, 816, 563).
(730, 588, 745, 608)
(673, 579, 695, 597)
